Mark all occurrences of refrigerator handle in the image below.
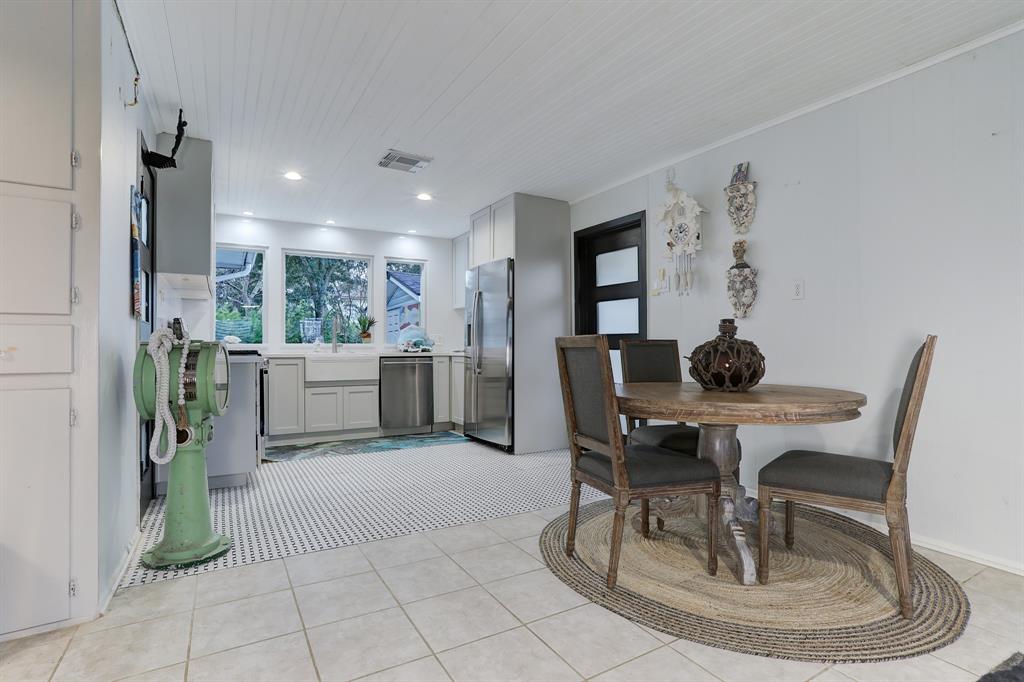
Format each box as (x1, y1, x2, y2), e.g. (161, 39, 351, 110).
(473, 289, 484, 375)
(505, 296, 513, 380)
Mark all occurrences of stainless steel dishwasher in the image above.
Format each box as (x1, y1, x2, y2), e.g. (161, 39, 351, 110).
(379, 356, 434, 430)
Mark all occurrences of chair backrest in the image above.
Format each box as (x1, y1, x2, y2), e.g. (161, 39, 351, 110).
(554, 335, 628, 487)
(619, 339, 683, 383)
(887, 335, 937, 503)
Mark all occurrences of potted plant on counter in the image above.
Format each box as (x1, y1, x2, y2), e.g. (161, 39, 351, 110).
(357, 314, 376, 343)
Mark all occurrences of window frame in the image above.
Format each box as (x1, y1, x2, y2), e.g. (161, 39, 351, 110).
(213, 242, 268, 348)
(281, 248, 375, 347)
(383, 257, 427, 345)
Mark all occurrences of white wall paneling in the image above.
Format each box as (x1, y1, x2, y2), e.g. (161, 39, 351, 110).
(118, 2, 1023, 237)
(570, 31, 1024, 572)
(0, 0, 73, 189)
(216, 215, 464, 351)
(0, 388, 72, 633)
(0, 195, 73, 315)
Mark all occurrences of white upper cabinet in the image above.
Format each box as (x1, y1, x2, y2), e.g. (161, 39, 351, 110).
(0, 196, 72, 315)
(470, 207, 492, 268)
(452, 233, 469, 309)
(490, 195, 515, 261)
(0, 1, 73, 189)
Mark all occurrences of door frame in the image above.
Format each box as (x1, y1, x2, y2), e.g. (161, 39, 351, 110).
(573, 211, 647, 347)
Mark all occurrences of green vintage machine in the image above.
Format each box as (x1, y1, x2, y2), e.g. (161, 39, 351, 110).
(133, 319, 232, 569)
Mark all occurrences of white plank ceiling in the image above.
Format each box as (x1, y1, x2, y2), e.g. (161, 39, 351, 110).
(119, 1, 1023, 237)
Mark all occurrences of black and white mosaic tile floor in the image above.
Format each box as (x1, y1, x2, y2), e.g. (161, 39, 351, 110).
(121, 442, 603, 587)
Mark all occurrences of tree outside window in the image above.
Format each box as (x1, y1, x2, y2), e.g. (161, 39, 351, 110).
(385, 260, 424, 344)
(215, 247, 264, 344)
(285, 253, 370, 344)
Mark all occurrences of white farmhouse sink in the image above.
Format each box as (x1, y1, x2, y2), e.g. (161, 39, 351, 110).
(304, 354, 379, 382)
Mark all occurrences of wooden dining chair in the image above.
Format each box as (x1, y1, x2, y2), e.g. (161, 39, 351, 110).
(555, 335, 721, 589)
(757, 335, 937, 619)
(620, 339, 741, 533)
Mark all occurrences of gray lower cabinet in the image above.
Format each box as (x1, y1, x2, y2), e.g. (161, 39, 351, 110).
(304, 386, 344, 432)
(343, 385, 379, 429)
(268, 358, 305, 435)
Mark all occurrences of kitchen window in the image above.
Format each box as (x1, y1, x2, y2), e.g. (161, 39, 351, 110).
(215, 246, 265, 344)
(284, 252, 371, 344)
(385, 260, 424, 344)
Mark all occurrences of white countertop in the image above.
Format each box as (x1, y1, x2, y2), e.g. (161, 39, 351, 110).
(259, 349, 467, 359)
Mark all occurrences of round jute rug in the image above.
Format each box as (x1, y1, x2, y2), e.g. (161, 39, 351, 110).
(540, 499, 969, 663)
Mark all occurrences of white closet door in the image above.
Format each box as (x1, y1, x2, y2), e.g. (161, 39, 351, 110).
(0, 0, 74, 189)
(0, 195, 72, 315)
(0, 388, 71, 634)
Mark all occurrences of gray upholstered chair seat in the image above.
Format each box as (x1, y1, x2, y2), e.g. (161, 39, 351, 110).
(627, 424, 700, 452)
(578, 444, 719, 488)
(759, 450, 893, 503)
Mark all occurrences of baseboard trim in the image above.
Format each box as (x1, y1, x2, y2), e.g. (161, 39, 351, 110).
(863, 520, 1024, 576)
(98, 530, 142, 613)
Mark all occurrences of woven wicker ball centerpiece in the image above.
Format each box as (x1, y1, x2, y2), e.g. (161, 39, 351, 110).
(687, 318, 765, 392)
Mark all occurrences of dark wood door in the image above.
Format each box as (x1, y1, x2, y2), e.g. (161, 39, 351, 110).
(574, 211, 646, 349)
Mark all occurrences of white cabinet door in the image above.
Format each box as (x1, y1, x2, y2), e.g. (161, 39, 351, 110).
(304, 387, 343, 432)
(268, 359, 305, 435)
(452, 233, 469, 309)
(0, 1, 73, 189)
(470, 206, 492, 268)
(433, 357, 450, 423)
(451, 357, 465, 425)
(1, 388, 70, 634)
(0, 196, 72, 315)
(491, 195, 515, 261)
(343, 385, 379, 429)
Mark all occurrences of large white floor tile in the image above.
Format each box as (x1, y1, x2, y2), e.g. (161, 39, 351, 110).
(403, 586, 520, 652)
(438, 627, 581, 681)
(307, 608, 430, 681)
(929, 625, 1022, 675)
(117, 662, 186, 681)
(425, 522, 505, 554)
(357, 656, 450, 682)
(0, 625, 76, 659)
(669, 638, 828, 682)
(53, 612, 190, 682)
(78, 576, 196, 634)
(187, 632, 317, 681)
(450, 543, 543, 584)
(963, 584, 1024, 637)
(483, 569, 588, 623)
(284, 546, 373, 586)
(512, 535, 543, 561)
(834, 653, 975, 681)
(360, 534, 444, 570)
(484, 513, 550, 541)
(378, 556, 476, 604)
(194, 559, 290, 607)
(591, 646, 717, 682)
(963, 567, 1024, 599)
(534, 504, 570, 521)
(293, 571, 397, 627)
(0, 640, 67, 682)
(189, 589, 302, 658)
(914, 548, 985, 583)
(528, 603, 660, 678)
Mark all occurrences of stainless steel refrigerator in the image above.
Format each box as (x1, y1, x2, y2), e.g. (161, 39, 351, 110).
(464, 258, 513, 451)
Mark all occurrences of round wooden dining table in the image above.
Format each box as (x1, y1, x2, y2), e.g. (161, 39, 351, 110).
(615, 382, 867, 585)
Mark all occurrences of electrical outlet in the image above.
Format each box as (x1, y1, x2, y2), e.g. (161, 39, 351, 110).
(792, 279, 805, 300)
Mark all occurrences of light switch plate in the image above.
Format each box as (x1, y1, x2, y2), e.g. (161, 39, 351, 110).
(792, 279, 805, 300)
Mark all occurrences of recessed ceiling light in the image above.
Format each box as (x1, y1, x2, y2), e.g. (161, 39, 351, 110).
(320, 227, 327, 232)
(284, 171, 302, 181)
(399, 236, 406, 240)
(407, 229, 417, 234)
(242, 210, 254, 216)
(325, 219, 335, 225)
(416, 193, 432, 201)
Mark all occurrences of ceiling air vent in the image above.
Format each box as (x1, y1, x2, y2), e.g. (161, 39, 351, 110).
(378, 149, 432, 173)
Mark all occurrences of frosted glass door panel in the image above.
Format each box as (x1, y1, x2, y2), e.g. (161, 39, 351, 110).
(595, 247, 638, 286)
(597, 298, 639, 335)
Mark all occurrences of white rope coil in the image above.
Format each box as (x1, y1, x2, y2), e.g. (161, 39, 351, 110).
(147, 326, 190, 464)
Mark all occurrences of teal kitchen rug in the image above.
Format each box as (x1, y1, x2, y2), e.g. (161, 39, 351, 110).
(264, 431, 469, 463)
